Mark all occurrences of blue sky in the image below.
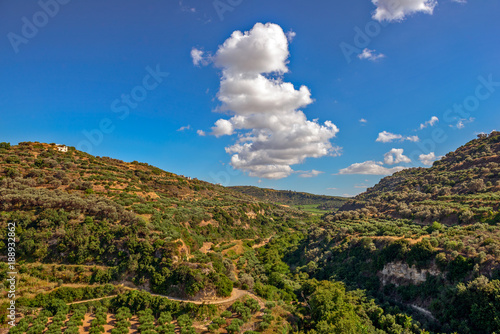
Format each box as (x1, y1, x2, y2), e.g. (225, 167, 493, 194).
(1, 0, 499, 196)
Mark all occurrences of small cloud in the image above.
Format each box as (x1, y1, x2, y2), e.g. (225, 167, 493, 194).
(177, 125, 191, 131)
(327, 187, 337, 190)
(358, 48, 385, 61)
(452, 0, 466, 3)
(179, 0, 196, 13)
(453, 117, 475, 129)
(419, 152, 437, 165)
(338, 161, 407, 175)
(191, 48, 204, 66)
(211, 119, 233, 137)
(419, 116, 439, 129)
(197, 130, 206, 136)
(190, 48, 211, 66)
(360, 118, 368, 125)
(377, 131, 402, 143)
(376, 131, 420, 143)
(298, 170, 324, 178)
(384, 148, 411, 165)
(286, 30, 296, 42)
(406, 135, 420, 142)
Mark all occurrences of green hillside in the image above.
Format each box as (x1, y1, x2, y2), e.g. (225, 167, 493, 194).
(2, 136, 500, 334)
(329, 131, 500, 225)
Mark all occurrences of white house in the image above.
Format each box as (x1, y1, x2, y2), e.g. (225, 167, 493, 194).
(56, 145, 68, 152)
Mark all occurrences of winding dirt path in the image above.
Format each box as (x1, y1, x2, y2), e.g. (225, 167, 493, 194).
(148, 288, 257, 305)
(66, 286, 260, 306)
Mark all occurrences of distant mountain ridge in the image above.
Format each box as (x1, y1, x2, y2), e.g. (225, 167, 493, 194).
(230, 185, 348, 210)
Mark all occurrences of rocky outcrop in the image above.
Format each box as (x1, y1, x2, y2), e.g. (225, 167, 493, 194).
(379, 261, 441, 286)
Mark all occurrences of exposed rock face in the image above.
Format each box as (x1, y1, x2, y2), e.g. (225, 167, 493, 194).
(379, 261, 441, 286)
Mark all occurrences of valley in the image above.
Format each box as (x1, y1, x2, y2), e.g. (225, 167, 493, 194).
(1, 133, 500, 333)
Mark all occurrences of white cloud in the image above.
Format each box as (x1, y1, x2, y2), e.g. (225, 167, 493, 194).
(191, 48, 204, 66)
(360, 118, 368, 124)
(214, 23, 290, 75)
(372, 0, 437, 22)
(384, 148, 411, 165)
(208, 23, 340, 179)
(406, 135, 420, 142)
(177, 125, 191, 131)
(419, 116, 439, 129)
(286, 30, 296, 42)
(376, 131, 420, 143)
(298, 170, 324, 178)
(358, 48, 385, 61)
(191, 48, 212, 66)
(454, 117, 475, 129)
(339, 161, 407, 175)
(419, 152, 437, 165)
(212, 119, 233, 137)
(377, 131, 402, 142)
(197, 130, 206, 136)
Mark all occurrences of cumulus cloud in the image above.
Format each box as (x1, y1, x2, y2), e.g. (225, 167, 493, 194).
(372, 0, 437, 22)
(206, 22, 340, 179)
(384, 148, 411, 165)
(360, 118, 368, 124)
(197, 129, 206, 136)
(358, 48, 385, 61)
(298, 170, 324, 178)
(376, 131, 420, 143)
(419, 116, 439, 129)
(419, 152, 437, 165)
(338, 161, 407, 175)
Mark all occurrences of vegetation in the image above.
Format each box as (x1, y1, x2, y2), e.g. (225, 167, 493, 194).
(2, 133, 500, 333)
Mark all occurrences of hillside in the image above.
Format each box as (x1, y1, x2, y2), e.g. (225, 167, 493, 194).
(2, 137, 500, 334)
(328, 131, 500, 226)
(0, 141, 307, 299)
(303, 131, 500, 333)
(230, 186, 347, 211)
